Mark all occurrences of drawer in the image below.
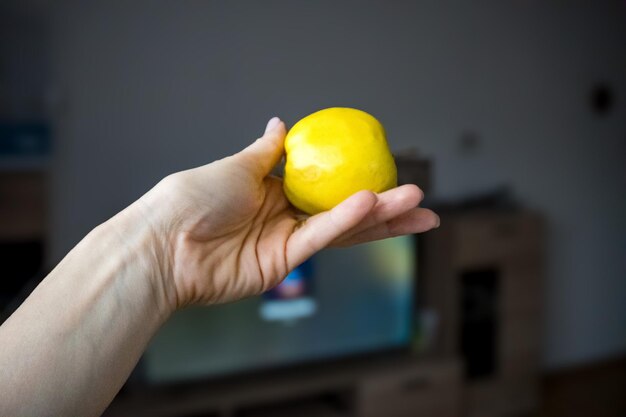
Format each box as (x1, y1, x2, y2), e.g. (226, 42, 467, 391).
(357, 361, 462, 417)
(453, 212, 542, 267)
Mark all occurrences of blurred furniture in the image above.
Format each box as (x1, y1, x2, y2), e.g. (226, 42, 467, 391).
(0, 171, 46, 239)
(105, 356, 462, 417)
(541, 354, 626, 417)
(394, 151, 431, 194)
(421, 209, 544, 417)
(356, 357, 462, 417)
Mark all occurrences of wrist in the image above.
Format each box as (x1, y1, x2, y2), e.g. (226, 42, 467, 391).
(104, 200, 179, 318)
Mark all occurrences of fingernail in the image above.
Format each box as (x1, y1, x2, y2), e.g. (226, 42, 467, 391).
(435, 214, 441, 228)
(265, 117, 281, 133)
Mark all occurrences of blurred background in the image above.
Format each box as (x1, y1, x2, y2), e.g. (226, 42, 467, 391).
(1, 1, 625, 416)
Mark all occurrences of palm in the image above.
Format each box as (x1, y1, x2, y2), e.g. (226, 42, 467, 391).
(196, 173, 303, 304)
(161, 119, 439, 306)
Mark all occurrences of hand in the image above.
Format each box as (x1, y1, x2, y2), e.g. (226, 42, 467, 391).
(139, 118, 440, 308)
(0, 119, 441, 417)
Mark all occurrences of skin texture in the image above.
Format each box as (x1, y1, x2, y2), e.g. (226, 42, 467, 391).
(0, 118, 439, 417)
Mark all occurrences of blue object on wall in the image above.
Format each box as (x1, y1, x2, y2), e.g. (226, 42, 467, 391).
(0, 122, 51, 156)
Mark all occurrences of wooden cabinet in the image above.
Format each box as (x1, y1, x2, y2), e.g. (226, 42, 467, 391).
(105, 357, 462, 417)
(421, 210, 544, 417)
(0, 172, 46, 240)
(357, 359, 462, 417)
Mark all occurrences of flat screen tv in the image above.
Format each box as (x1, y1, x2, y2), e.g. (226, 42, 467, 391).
(143, 235, 416, 384)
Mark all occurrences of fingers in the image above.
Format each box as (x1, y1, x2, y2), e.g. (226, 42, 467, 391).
(339, 184, 424, 240)
(333, 207, 440, 247)
(286, 190, 377, 269)
(237, 117, 287, 178)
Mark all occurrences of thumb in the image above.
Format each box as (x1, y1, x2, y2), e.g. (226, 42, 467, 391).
(238, 117, 286, 178)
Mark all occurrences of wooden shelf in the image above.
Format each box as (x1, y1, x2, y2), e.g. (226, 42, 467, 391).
(0, 171, 46, 240)
(104, 356, 462, 417)
(421, 209, 544, 417)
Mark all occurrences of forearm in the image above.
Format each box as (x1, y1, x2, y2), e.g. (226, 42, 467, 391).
(0, 203, 174, 417)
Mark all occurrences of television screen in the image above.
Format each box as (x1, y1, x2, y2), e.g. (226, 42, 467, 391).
(144, 235, 416, 383)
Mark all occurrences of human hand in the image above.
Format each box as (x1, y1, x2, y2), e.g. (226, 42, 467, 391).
(138, 118, 439, 308)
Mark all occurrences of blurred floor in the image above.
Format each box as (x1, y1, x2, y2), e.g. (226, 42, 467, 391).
(541, 354, 626, 417)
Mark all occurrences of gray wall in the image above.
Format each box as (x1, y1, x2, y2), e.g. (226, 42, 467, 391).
(0, 5, 47, 119)
(45, 1, 626, 369)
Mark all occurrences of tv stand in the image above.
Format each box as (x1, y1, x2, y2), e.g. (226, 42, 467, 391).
(104, 355, 462, 417)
